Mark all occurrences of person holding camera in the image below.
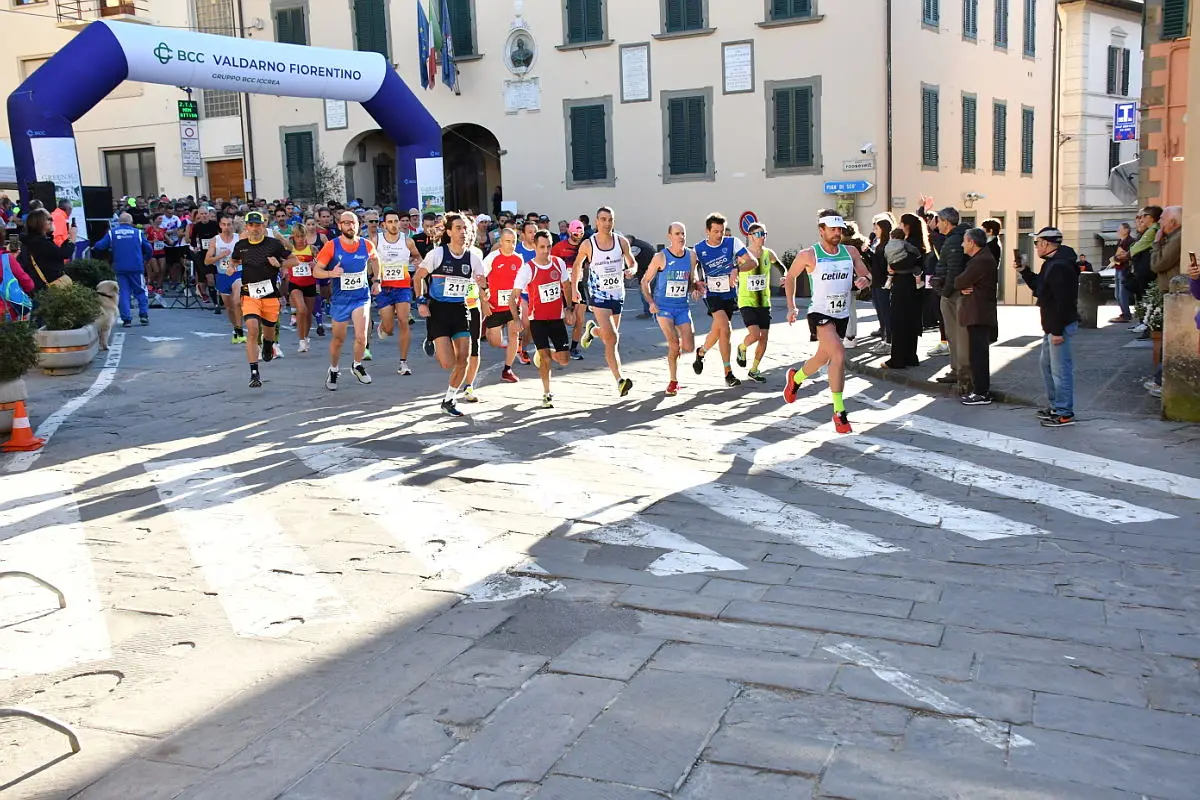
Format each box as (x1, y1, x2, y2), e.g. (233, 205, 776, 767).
(18, 208, 75, 291)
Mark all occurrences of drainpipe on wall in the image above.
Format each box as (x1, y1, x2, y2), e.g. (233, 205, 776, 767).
(886, 0, 894, 211)
(236, 0, 257, 200)
(1049, 4, 1062, 227)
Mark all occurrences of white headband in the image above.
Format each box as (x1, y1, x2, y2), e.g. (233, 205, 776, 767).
(818, 215, 847, 229)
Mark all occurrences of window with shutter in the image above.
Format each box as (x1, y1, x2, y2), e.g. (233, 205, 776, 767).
(566, 0, 605, 45)
(275, 6, 306, 46)
(921, 86, 939, 168)
(923, 0, 940, 26)
(1120, 48, 1131, 95)
(769, 0, 812, 20)
(664, 92, 709, 179)
(963, 0, 978, 39)
(1021, 107, 1034, 174)
(962, 94, 977, 170)
(284, 131, 316, 200)
(1022, 0, 1035, 56)
(664, 0, 704, 33)
(353, 0, 388, 58)
(1162, 0, 1190, 39)
(447, 0, 475, 56)
(1109, 136, 1122, 173)
(1106, 46, 1119, 95)
(995, 0, 1008, 48)
(993, 101, 1007, 172)
(771, 85, 815, 171)
(568, 103, 610, 185)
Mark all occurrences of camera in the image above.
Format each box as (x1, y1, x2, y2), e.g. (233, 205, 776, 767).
(859, 143, 876, 155)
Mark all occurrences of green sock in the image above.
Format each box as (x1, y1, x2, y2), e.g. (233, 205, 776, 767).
(792, 369, 808, 387)
(832, 392, 846, 413)
(752, 358, 761, 372)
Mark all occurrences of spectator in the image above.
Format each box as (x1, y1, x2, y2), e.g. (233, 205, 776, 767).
(1110, 221, 1135, 322)
(475, 214, 494, 253)
(1128, 205, 1162, 311)
(1076, 253, 1093, 272)
(1188, 255, 1200, 355)
(2, 235, 34, 320)
(51, 199, 73, 247)
(18, 208, 75, 291)
(492, 185, 502, 219)
(955, 228, 999, 405)
(1145, 206, 1184, 396)
(884, 215, 928, 370)
(934, 207, 972, 393)
(91, 212, 152, 326)
(1017, 226, 1080, 427)
(557, 220, 570, 241)
(981, 218, 1003, 264)
(579, 213, 595, 239)
(869, 214, 894, 351)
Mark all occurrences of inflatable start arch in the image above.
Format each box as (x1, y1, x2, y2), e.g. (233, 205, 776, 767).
(6, 20, 442, 211)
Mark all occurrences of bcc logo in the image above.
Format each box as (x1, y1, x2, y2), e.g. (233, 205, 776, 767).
(154, 43, 205, 65)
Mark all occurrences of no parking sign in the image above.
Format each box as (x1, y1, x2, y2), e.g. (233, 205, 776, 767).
(739, 211, 758, 236)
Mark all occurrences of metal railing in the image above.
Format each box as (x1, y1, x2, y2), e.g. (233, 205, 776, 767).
(56, 0, 148, 24)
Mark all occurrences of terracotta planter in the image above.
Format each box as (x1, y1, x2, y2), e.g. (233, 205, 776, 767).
(0, 378, 27, 435)
(36, 324, 99, 375)
(1152, 329, 1164, 368)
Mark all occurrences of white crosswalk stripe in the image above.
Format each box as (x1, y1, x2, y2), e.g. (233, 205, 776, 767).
(146, 459, 351, 637)
(0, 471, 110, 679)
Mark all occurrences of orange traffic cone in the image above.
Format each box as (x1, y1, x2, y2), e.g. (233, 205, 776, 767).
(1, 401, 45, 453)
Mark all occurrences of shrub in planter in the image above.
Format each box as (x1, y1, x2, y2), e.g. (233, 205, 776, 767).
(65, 258, 115, 289)
(35, 283, 101, 331)
(0, 320, 40, 383)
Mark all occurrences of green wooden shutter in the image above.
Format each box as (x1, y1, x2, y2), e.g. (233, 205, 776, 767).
(1106, 46, 1119, 94)
(923, 0, 939, 25)
(285, 131, 315, 200)
(963, 0, 977, 38)
(1120, 48, 1131, 95)
(993, 102, 1007, 172)
(354, 0, 388, 57)
(995, 0, 1008, 47)
(962, 95, 977, 170)
(570, 105, 607, 182)
(448, 0, 475, 56)
(921, 87, 939, 167)
(1021, 107, 1034, 174)
(1109, 137, 1121, 173)
(567, 0, 604, 44)
(771, 0, 812, 19)
(276, 7, 306, 45)
(774, 88, 793, 168)
(668, 95, 706, 175)
(1023, 0, 1036, 56)
(1162, 0, 1190, 39)
(666, 0, 703, 32)
(773, 86, 813, 169)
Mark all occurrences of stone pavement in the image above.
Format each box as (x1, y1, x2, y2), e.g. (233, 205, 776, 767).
(1, 296, 1199, 800)
(848, 303, 1166, 419)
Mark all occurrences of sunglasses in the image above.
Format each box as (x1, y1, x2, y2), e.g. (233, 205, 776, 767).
(752, 232, 767, 238)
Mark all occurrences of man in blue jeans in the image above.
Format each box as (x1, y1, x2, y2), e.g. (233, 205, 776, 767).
(1016, 227, 1080, 427)
(91, 212, 153, 326)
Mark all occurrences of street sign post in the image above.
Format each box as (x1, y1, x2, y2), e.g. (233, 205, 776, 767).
(842, 158, 875, 172)
(178, 101, 203, 179)
(177, 100, 199, 121)
(1113, 102, 1138, 142)
(824, 180, 873, 194)
(739, 210, 758, 236)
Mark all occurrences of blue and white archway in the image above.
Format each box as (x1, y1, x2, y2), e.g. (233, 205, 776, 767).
(6, 20, 442, 211)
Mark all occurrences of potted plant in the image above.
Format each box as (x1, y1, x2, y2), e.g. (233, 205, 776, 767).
(65, 258, 115, 289)
(33, 283, 102, 375)
(0, 320, 40, 434)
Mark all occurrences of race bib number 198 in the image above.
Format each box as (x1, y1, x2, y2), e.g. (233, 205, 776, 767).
(746, 274, 768, 292)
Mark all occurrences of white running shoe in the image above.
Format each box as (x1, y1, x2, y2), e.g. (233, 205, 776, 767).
(298, 338, 309, 354)
(376, 323, 389, 340)
(273, 343, 284, 359)
(927, 341, 950, 356)
(397, 360, 412, 376)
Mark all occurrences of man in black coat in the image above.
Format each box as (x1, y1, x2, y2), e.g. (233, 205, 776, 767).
(933, 207, 972, 392)
(1016, 227, 1080, 427)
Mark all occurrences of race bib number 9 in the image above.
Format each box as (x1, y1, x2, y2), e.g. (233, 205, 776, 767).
(381, 264, 407, 282)
(291, 262, 312, 277)
(247, 279, 274, 298)
(706, 274, 731, 293)
(665, 280, 689, 299)
(442, 276, 471, 298)
(497, 289, 513, 306)
(826, 293, 849, 314)
(538, 281, 562, 304)
(340, 271, 367, 291)
(746, 274, 768, 292)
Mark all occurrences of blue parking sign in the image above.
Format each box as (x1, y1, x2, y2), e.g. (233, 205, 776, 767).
(1113, 102, 1137, 142)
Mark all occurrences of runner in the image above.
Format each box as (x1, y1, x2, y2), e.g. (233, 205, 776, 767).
(512, 230, 575, 408)
(229, 211, 294, 388)
(412, 212, 488, 417)
(461, 243, 486, 404)
(692, 212, 758, 387)
(513, 220, 539, 365)
(482, 228, 525, 384)
(360, 209, 382, 363)
(552, 219, 587, 359)
(286, 224, 318, 352)
(572, 206, 636, 396)
(737, 222, 782, 383)
(373, 208, 422, 375)
(313, 211, 380, 390)
(641, 221, 702, 396)
(783, 211, 873, 433)
(188, 207, 220, 307)
(205, 214, 244, 343)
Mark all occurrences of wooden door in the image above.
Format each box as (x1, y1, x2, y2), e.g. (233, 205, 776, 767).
(206, 159, 245, 202)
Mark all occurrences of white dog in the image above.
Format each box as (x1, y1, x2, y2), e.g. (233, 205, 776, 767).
(95, 280, 119, 351)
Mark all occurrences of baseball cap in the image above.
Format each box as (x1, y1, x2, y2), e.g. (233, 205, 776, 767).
(477, 214, 492, 223)
(1034, 226, 1063, 243)
(568, 220, 585, 234)
(245, 211, 266, 224)
(348, 200, 361, 209)
(538, 214, 550, 222)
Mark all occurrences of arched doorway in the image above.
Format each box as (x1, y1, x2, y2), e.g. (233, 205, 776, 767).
(442, 124, 501, 215)
(342, 130, 397, 208)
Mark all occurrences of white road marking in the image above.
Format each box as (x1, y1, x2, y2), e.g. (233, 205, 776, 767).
(4, 333, 126, 474)
(569, 518, 746, 576)
(550, 429, 904, 560)
(142, 336, 184, 342)
(417, 436, 516, 463)
(825, 642, 1034, 750)
(0, 471, 110, 679)
(147, 459, 350, 637)
(191, 331, 228, 338)
(853, 395, 1200, 501)
(779, 416, 1176, 525)
(732, 437, 1049, 541)
(294, 444, 560, 603)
